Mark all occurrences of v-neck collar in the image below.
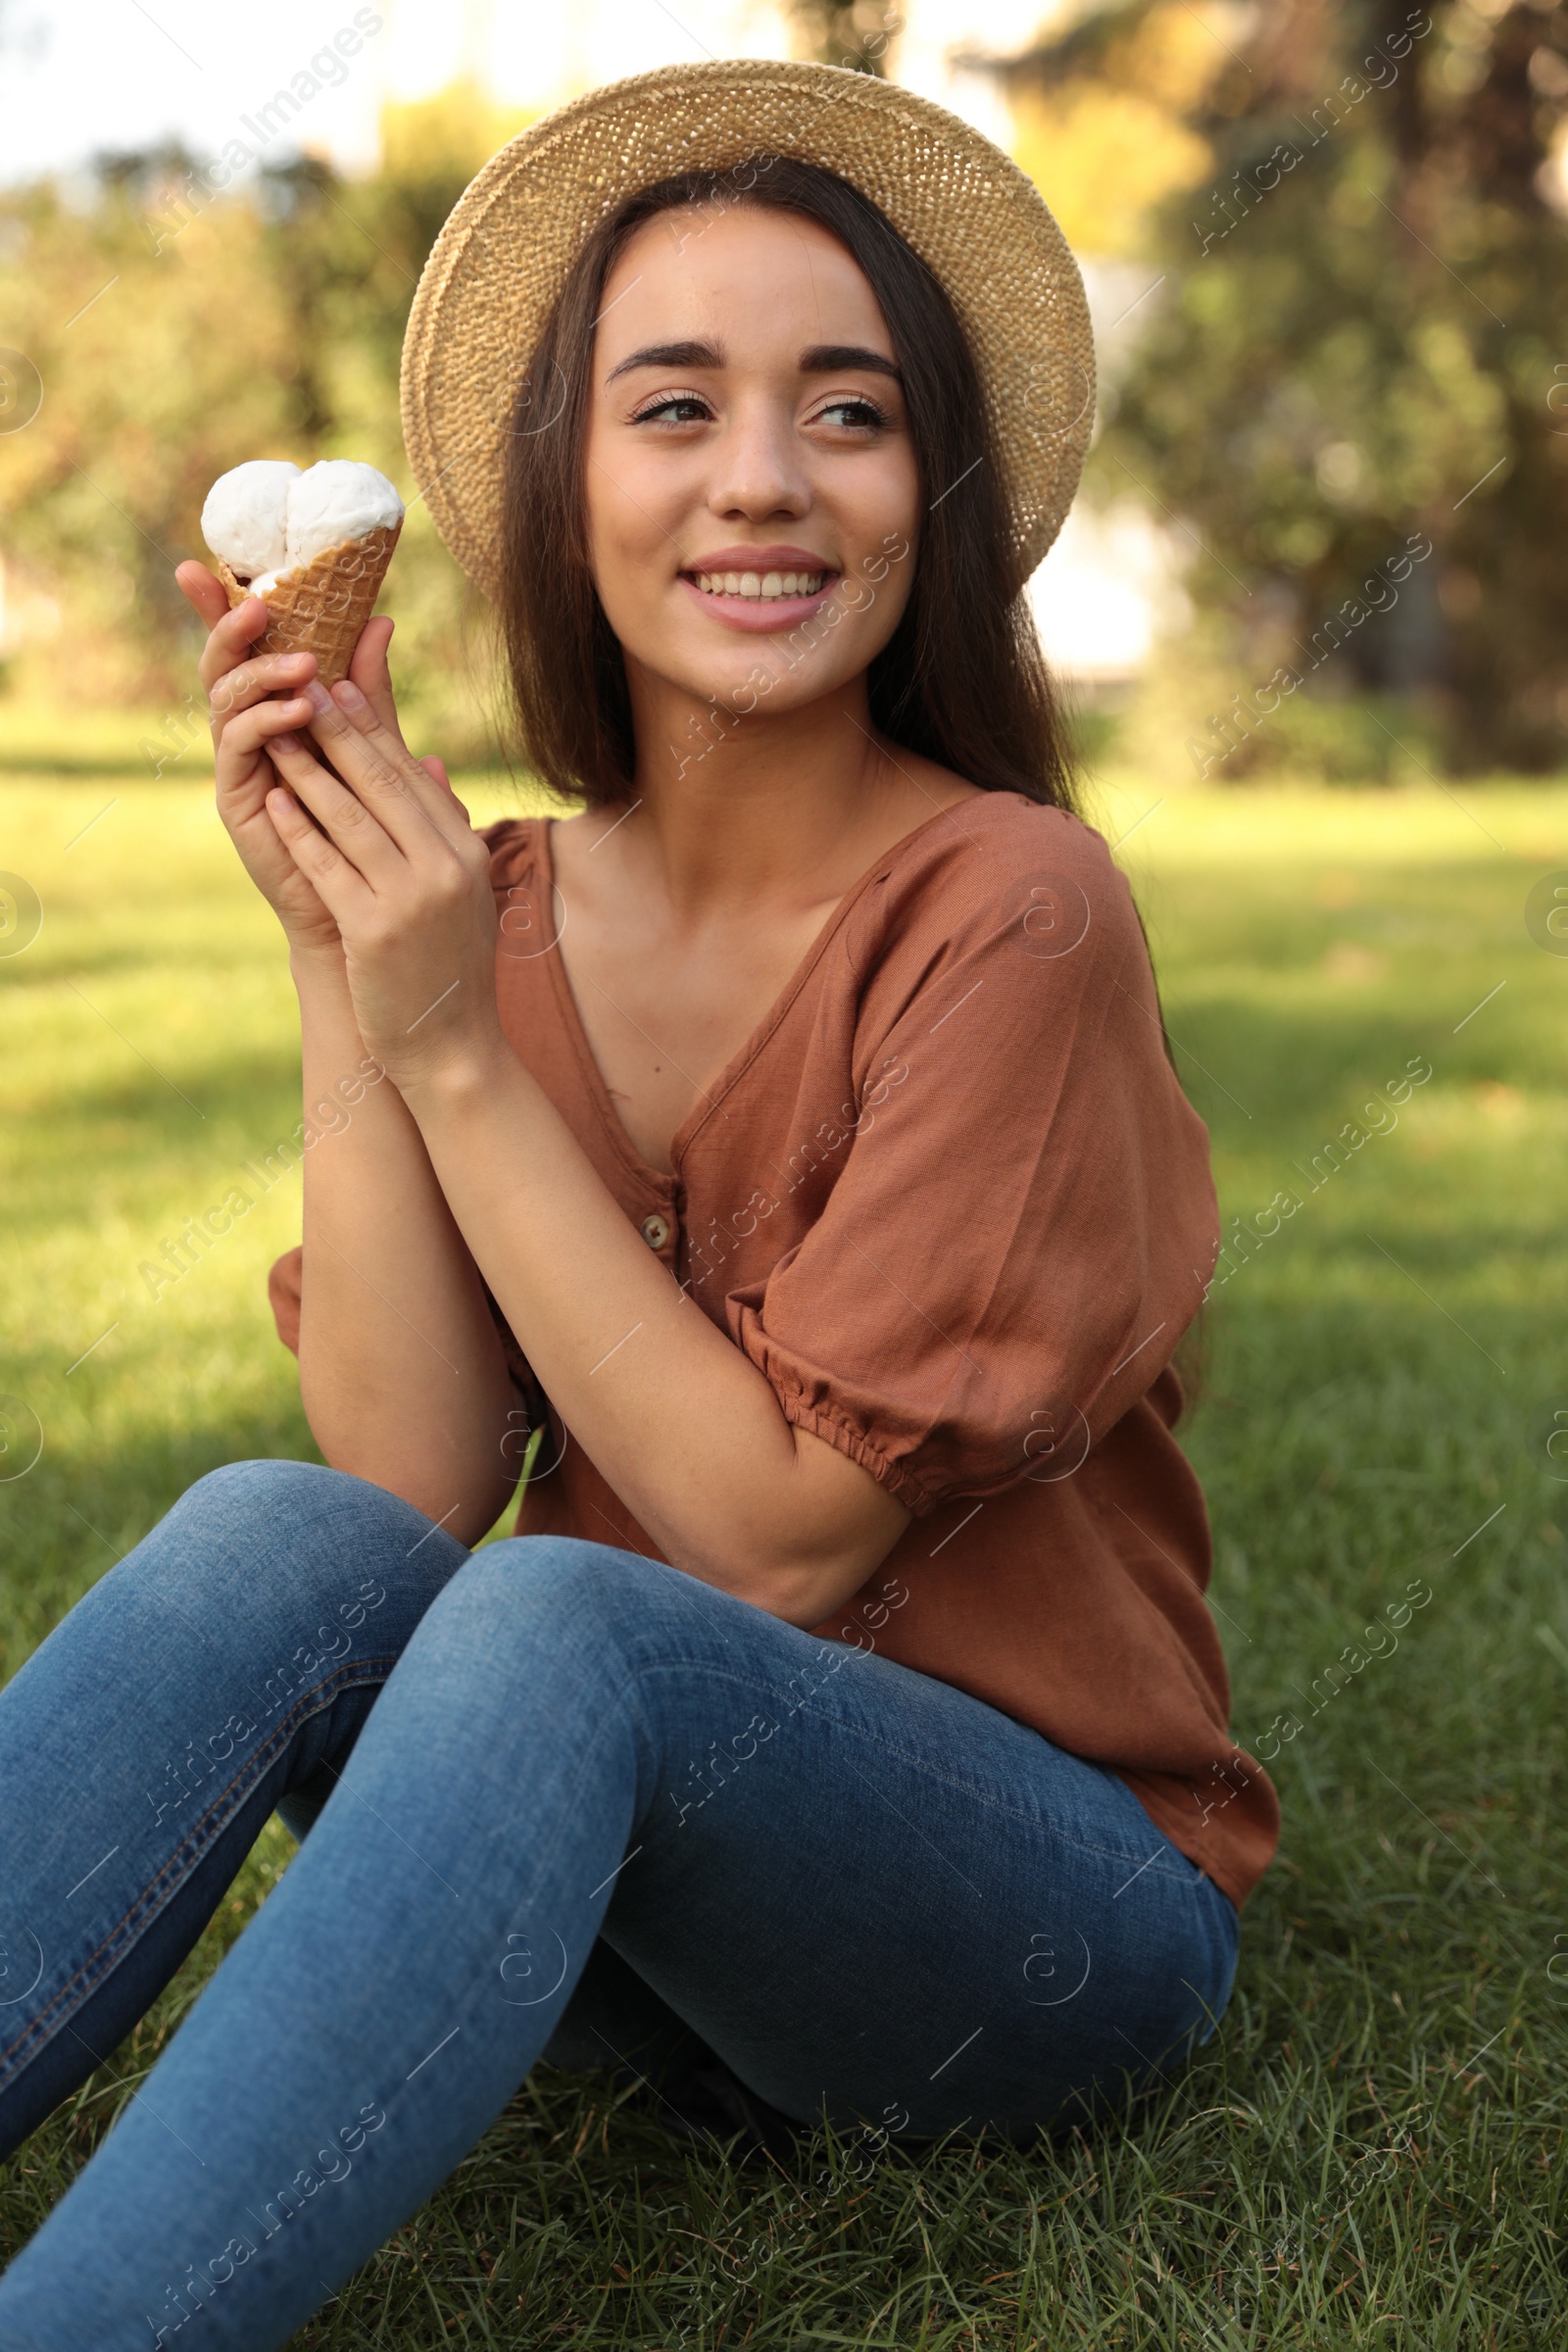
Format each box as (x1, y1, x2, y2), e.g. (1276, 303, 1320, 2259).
(535, 799, 968, 1191)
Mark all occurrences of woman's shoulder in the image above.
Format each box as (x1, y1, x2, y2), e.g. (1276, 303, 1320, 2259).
(900, 781, 1113, 862)
(876, 786, 1135, 948)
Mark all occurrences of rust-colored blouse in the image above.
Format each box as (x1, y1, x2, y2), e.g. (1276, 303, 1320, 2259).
(270, 791, 1279, 1907)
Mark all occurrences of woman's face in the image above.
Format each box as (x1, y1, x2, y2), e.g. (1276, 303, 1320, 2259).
(582, 199, 921, 729)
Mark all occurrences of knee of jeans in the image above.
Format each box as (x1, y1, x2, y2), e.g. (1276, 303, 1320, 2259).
(141, 1459, 406, 1623)
(173, 1456, 345, 1521)
(416, 1537, 670, 1675)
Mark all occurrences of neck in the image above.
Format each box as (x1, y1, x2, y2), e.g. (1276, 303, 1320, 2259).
(613, 663, 907, 918)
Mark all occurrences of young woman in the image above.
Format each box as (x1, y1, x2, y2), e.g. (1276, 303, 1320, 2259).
(0, 63, 1277, 2349)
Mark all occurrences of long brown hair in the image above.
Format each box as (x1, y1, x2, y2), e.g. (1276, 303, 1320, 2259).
(499, 156, 1080, 811)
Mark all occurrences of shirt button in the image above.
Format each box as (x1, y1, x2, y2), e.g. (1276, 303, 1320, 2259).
(640, 1211, 671, 1250)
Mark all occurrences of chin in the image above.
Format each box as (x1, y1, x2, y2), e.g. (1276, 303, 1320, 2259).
(691, 652, 851, 719)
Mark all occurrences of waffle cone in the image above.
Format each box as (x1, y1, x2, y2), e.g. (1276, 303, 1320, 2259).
(216, 521, 402, 686)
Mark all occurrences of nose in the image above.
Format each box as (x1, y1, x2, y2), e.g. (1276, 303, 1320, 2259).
(704, 391, 810, 527)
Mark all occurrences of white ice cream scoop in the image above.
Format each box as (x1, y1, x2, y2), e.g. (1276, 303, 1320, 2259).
(202, 459, 405, 587)
(284, 461, 405, 569)
(200, 460, 299, 582)
(202, 457, 407, 683)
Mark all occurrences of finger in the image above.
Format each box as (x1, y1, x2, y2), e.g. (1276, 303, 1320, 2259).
(417, 757, 476, 826)
(208, 650, 318, 725)
(216, 696, 318, 767)
(299, 677, 457, 856)
(197, 595, 271, 691)
(314, 678, 476, 856)
(176, 560, 229, 630)
(268, 728, 408, 886)
(266, 780, 376, 921)
(346, 615, 403, 739)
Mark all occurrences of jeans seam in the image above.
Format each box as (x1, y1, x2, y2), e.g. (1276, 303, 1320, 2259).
(0, 1653, 403, 2095)
(628, 1652, 1203, 1887)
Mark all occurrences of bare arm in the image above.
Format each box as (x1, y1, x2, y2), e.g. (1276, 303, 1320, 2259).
(397, 1048, 908, 1625)
(291, 959, 518, 1544)
(178, 566, 518, 1543)
(260, 681, 911, 1628)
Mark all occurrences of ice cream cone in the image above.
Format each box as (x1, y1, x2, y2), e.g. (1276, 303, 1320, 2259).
(217, 521, 403, 687)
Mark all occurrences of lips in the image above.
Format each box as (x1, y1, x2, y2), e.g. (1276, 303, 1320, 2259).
(678, 545, 839, 632)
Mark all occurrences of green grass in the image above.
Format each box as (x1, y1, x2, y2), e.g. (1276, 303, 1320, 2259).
(2, 753, 1566, 2347)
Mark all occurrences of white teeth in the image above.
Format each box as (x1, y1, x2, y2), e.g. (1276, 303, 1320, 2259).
(692, 568, 826, 600)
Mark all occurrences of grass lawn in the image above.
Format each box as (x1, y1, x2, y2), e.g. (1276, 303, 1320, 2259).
(1, 744, 1565, 2347)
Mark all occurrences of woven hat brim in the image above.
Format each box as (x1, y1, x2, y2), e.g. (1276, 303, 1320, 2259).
(400, 60, 1096, 605)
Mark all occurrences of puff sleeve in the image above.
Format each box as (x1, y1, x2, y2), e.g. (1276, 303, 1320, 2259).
(723, 823, 1219, 1517)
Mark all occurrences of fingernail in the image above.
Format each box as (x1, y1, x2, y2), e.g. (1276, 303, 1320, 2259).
(272, 732, 300, 754)
(332, 678, 367, 710)
(303, 680, 332, 712)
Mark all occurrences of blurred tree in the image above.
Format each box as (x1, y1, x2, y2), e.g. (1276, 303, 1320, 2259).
(1000, 0, 1568, 773)
(788, 0, 898, 74)
(0, 151, 300, 707)
(1005, 0, 1216, 257)
(0, 85, 538, 754)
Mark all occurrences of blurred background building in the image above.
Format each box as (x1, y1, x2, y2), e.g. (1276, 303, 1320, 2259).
(2, 0, 1566, 776)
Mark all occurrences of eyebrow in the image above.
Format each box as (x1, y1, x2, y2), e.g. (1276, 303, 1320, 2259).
(606, 338, 902, 382)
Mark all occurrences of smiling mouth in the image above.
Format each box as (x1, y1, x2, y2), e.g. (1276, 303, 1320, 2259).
(687, 567, 832, 601)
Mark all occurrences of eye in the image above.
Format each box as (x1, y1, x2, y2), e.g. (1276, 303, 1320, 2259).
(814, 395, 891, 431)
(630, 392, 712, 427)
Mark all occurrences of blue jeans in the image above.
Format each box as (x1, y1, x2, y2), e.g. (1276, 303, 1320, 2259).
(0, 1460, 1239, 2349)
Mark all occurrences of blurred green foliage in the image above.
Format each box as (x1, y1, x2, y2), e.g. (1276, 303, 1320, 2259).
(787, 0, 900, 74)
(1008, 0, 1568, 776)
(0, 84, 534, 760)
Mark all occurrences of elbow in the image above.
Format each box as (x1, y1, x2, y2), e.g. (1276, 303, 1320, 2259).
(678, 1552, 849, 1629)
(744, 1548, 892, 1631)
(766, 1567, 864, 1631)
(682, 1514, 909, 1631)
(416, 1481, 518, 1550)
(298, 1381, 517, 1548)
(400, 1477, 517, 1552)
(311, 1430, 515, 1550)
(354, 1468, 514, 1553)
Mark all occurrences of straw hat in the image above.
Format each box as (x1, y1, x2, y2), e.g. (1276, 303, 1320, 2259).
(399, 59, 1096, 603)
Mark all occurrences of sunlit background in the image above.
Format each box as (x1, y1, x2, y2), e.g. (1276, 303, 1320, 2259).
(5, 0, 1566, 774)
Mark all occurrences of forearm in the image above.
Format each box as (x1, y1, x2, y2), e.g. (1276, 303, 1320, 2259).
(400, 1040, 907, 1622)
(250, 681, 906, 1613)
(292, 955, 517, 1541)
